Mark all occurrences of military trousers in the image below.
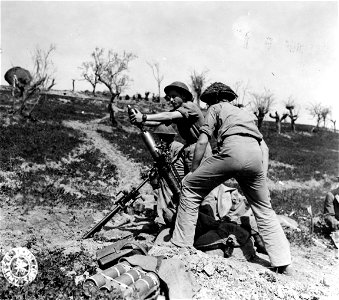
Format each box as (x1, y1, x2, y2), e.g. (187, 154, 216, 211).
(171, 135, 291, 267)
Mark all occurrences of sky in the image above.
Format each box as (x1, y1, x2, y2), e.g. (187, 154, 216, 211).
(1, 1, 338, 125)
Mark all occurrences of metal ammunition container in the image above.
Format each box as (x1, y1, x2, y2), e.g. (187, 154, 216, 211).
(83, 262, 131, 295)
(129, 272, 160, 299)
(112, 267, 144, 287)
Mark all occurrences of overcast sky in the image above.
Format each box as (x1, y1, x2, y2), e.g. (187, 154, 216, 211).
(1, 1, 338, 125)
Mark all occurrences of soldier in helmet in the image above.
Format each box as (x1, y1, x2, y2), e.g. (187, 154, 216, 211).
(129, 81, 212, 173)
(323, 176, 339, 231)
(152, 123, 263, 259)
(151, 124, 185, 226)
(170, 82, 292, 275)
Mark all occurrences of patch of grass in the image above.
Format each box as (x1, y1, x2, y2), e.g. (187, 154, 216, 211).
(263, 123, 338, 181)
(100, 130, 154, 167)
(270, 187, 325, 217)
(285, 230, 314, 247)
(33, 96, 107, 122)
(1, 149, 118, 209)
(0, 248, 98, 300)
(0, 123, 82, 169)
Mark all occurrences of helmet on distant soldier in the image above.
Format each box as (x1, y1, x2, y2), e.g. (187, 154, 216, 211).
(164, 81, 193, 102)
(200, 82, 238, 105)
(154, 124, 177, 136)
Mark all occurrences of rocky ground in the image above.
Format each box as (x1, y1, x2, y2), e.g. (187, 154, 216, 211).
(0, 99, 338, 299)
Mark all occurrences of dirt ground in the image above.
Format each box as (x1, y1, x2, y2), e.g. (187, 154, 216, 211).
(1, 116, 338, 300)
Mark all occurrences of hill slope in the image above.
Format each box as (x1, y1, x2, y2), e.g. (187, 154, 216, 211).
(0, 90, 338, 299)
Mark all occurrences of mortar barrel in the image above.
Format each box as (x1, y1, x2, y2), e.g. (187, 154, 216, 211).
(141, 131, 159, 160)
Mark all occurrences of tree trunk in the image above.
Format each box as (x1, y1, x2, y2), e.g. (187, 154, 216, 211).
(277, 121, 281, 134)
(291, 120, 296, 133)
(257, 116, 264, 130)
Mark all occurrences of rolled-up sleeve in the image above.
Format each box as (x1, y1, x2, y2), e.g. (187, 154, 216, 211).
(176, 103, 199, 120)
(200, 106, 218, 137)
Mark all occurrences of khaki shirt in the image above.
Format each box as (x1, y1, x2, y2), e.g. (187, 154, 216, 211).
(172, 102, 205, 144)
(200, 102, 262, 145)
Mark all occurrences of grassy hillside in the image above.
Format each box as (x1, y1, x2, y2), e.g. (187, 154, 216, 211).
(1, 90, 338, 299)
(1, 91, 338, 217)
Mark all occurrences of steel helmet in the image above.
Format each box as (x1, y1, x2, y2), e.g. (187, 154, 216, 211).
(200, 82, 238, 105)
(164, 81, 193, 101)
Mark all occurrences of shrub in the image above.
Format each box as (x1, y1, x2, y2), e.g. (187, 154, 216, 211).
(0, 248, 97, 299)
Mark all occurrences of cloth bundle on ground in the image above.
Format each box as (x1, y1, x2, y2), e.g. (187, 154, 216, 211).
(155, 181, 267, 258)
(194, 184, 260, 259)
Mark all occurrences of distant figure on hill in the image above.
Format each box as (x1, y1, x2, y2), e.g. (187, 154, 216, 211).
(323, 176, 339, 231)
(4, 66, 33, 112)
(4, 66, 32, 96)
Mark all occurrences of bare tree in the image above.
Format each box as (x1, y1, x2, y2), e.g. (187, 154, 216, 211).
(79, 61, 99, 96)
(189, 70, 208, 107)
(4, 44, 56, 120)
(251, 88, 274, 130)
(147, 61, 164, 101)
(320, 107, 331, 128)
(308, 102, 323, 129)
(330, 119, 337, 133)
(269, 111, 288, 134)
(31, 44, 56, 90)
(285, 96, 299, 132)
(233, 80, 250, 108)
(92, 47, 137, 101)
(145, 91, 150, 101)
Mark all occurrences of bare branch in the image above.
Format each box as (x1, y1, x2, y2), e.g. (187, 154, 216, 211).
(31, 44, 56, 90)
(147, 61, 164, 100)
(91, 48, 137, 100)
(250, 89, 274, 130)
(189, 69, 209, 107)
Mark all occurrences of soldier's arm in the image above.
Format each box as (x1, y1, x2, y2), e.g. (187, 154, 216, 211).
(192, 133, 209, 172)
(130, 109, 182, 126)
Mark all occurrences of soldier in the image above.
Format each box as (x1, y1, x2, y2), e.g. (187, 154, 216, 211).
(129, 81, 212, 172)
(324, 176, 339, 231)
(152, 124, 261, 259)
(170, 82, 292, 275)
(151, 124, 185, 226)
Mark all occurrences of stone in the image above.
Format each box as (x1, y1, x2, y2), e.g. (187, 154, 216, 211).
(204, 263, 215, 276)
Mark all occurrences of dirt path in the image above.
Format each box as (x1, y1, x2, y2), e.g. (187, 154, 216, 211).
(63, 118, 151, 194)
(0, 117, 154, 256)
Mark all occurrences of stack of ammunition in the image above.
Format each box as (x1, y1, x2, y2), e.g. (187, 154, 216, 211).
(83, 261, 160, 299)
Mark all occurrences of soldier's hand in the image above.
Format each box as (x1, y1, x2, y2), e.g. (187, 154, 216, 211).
(129, 109, 143, 124)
